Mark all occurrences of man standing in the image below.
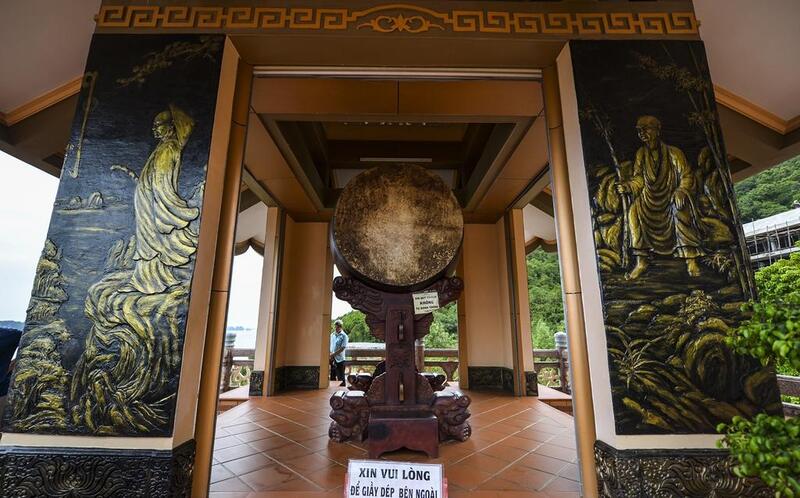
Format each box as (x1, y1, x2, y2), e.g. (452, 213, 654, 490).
(330, 320, 349, 387)
(616, 115, 705, 280)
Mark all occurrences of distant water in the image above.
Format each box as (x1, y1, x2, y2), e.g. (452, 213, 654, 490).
(1, 320, 258, 348)
(225, 326, 256, 349)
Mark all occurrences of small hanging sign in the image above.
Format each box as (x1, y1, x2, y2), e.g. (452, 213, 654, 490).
(346, 459, 445, 498)
(412, 290, 440, 315)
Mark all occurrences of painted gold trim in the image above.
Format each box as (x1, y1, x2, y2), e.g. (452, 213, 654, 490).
(192, 38, 253, 498)
(544, 62, 599, 497)
(96, 5, 698, 36)
(714, 85, 800, 135)
(0, 76, 82, 126)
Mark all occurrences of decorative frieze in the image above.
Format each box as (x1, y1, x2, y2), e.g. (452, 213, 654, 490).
(0, 440, 195, 497)
(95, 4, 698, 37)
(594, 440, 772, 498)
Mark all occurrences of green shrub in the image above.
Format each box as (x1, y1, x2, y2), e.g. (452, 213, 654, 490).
(718, 246, 800, 496)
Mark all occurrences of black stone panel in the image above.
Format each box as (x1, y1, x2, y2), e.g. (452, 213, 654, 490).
(0, 439, 195, 497)
(467, 366, 514, 393)
(570, 40, 781, 435)
(594, 440, 771, 498)
(3, 34, 225, 437)
(248, 370, 264, 396)
(275, 366, 320, 391)
(525, 370, 538, 396)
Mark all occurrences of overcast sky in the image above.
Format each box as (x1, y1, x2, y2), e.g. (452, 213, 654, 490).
(0, 151, 58, 322)
(0, 151, 351, 330)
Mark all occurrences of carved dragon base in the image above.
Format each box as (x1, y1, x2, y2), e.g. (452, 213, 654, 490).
(328, 390, 370, 443)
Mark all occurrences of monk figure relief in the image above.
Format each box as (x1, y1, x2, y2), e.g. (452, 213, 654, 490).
(114, 105, 200, 294)
(615, 116, 704, 279)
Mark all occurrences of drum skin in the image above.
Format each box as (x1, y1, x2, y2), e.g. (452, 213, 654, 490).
(331, 164, 463, 292)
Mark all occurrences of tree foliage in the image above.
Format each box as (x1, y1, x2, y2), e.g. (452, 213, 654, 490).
(526, 248, 564, 349)
(734, 157, 800, 223)
(332, 302, 458, 348)
(718, 246, 800, 496)
(336, 310, 373, 343)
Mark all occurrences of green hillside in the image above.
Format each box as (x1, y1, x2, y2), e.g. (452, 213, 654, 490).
(734, 157, 800, 223)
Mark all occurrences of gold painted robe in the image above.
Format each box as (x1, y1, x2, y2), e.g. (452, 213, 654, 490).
(627, 142, 704, 259)
(130, 137, 199, 294)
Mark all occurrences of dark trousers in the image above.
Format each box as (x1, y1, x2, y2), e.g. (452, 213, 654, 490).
(334, 360, 346, 382)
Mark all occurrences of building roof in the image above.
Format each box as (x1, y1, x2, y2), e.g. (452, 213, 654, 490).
(742, 207, 800, 236)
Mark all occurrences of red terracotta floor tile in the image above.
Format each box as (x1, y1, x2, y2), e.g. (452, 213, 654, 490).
(305, 464, 348, 490)
(542, 476, 582, 493)
(248, 435, 293, 452)
(210, 384, 580, 496)
(264, 441, 316, 461)
(497, 465, 554, 491)
(284, 452, 337, 473)
(223, 453, 273, 476)
(457, 453, 510, 475)
(215, 435, 243, 450)
(532, 443, 576, 463)
(214, 443, 262, 463)
(225, 422, 264, 435)
(517, 453, 570, 474)
(238, 462, 297, 491)
(479, 442, 530, 463)
(444, 462, 494, 490)
(235, 428, 275, 443)
(209, 476, 252, 493)
(210, 464, 234, 484)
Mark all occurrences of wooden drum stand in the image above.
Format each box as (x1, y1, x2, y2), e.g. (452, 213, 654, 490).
(328, 276, 471, 458)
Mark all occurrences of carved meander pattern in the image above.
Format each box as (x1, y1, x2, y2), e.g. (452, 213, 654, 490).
(2, 35, 224, 437)
(571, 40, 781, 435)
(594, 441, 773, 498)
(0, 440, 195, 497)
(96, 5, 698, 36)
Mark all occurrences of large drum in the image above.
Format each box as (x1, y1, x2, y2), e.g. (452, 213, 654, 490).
(331, 164, 463, 291)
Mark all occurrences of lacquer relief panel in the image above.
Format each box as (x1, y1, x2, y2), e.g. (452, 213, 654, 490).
(3, 35, 224, 436)
(569, 40, 782, 435)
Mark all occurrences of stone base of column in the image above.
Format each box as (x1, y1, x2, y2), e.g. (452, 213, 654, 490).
(594, 440, 770, 498)
(275, 366, 320, 391)
(466, 367, 514, 393)
(524, 371, 538, 396)
(0, 439, 195, 497)
(249, 370, 264, 396)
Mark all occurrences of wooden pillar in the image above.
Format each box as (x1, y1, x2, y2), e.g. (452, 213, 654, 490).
(506, 208, 536, 396)
(455, 255, 469, 388)
(542, 64, 599, 497)
(191, 38, 253, 498)
(251, 206, 281, 396)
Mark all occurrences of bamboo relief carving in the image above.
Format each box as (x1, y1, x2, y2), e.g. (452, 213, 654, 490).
(3, 35, 223, 436)
(571, 41, 781, 435)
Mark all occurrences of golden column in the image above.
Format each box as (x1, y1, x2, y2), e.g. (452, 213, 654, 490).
(191, 38, 253, 497)
(542, 65, 599, 497)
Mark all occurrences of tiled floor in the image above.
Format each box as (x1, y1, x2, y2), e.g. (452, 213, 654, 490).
(210, 382, 579, 498)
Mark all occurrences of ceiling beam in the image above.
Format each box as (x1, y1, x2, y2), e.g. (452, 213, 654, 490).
(326, 140, 464, 169)
(715, 85, 800, 135)
(242, 167, 277, 207)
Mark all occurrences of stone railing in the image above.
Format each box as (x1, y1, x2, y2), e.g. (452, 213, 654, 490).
(533, 347, 570, 394)
(221, 347, 255, 392)
(347, 343, 460, 381)
(777, 374, 800, 416)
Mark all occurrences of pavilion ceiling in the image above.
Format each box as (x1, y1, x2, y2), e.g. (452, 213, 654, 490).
(246, 77, 546, 223)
